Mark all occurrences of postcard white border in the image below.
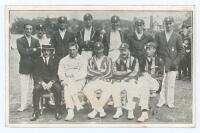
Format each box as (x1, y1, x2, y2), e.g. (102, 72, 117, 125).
(5, 5, 196, 128)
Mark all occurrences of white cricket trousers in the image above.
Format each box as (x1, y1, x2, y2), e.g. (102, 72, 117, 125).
(64, 80, 86, 109)
(83, 79, 111, 112)
(126, 80, 140, 111)
(119, 74, 160, 111)
(19, 74, 33, 109)
(111, 80, 138, 110)
(158, 71, 177, 105)
(137, 75, 159, 110)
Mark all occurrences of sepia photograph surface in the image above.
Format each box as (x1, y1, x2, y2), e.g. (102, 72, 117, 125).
(5, 5, 195, 127)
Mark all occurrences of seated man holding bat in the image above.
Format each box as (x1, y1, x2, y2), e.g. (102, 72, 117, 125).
(111, 43, 140, 120)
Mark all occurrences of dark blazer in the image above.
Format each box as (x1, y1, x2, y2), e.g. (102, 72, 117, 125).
(76, 27, 101, 54)
(17, 35, 41, 74)
(155, 31, 184, 72)
(50, 30, 75, 60)
(102, 30, 127, 56)
(33, 56, 58, 84)
(127, 31, 154, 58)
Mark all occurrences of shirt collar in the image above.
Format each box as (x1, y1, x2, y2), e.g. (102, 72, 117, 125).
(42, 56, 49, 60)
(111, 28, 120, 32)
(119, 53, 130, 60)
(135, 30, 143, 36)
(59, 29, 66, 33)
(37, 34, 46, 40)
(68, 54, 80, 59)
(165, 30, 173, 35)
(25, 35, 31, 40)
(85, 26, 92, 31)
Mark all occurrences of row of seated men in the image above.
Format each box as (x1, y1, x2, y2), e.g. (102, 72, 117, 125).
(30, 41, 164, 122)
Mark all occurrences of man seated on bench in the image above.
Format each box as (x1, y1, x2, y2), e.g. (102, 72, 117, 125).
(31, 44, 62, 121)
(83, 42, 112, 119)
(58, 42, 87, 121)
(111, 43, 139, 120)
(131, 42, 164, 122)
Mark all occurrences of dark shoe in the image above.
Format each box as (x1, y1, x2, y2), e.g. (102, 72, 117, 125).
(30, 112, 39, 121)
(55, 112, 62, 120)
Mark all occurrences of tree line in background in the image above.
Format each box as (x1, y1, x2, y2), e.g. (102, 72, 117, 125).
(10, 15, 192, 37)
(10, 17, 132, 37)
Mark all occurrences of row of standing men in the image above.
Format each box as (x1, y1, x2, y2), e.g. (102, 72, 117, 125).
(16, 13, 185, 122)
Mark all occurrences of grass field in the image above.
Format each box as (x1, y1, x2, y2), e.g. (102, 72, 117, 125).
(8, 35, 193, 125)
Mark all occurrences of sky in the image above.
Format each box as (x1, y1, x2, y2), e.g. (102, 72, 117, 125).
(10, 10, 191, 27)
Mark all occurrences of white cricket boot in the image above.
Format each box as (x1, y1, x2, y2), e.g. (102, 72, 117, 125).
(65, 109, 74, 121)
(88, 109, 98, 119)
(113, 107, 123, 119)
(128, 110, 134, 120)
(137, 112, 148, 122)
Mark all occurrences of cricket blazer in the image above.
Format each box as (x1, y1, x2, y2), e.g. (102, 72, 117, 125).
(17, 35, 41, 74)
(76, 27, 101, 54)
(87, 55, 112, 80)
(155, 31, 184, 72)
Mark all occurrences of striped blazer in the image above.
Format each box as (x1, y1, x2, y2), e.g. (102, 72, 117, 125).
(87, 55, 112, 80)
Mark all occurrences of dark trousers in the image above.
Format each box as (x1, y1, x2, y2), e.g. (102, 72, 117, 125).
(138, 56, 146, 72)
(183, 53, 191, 78)
(32, 82, 62, 113)
(178, 54, 191, 78)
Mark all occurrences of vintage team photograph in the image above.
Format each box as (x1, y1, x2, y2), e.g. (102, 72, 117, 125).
(5, 6, 195, 127)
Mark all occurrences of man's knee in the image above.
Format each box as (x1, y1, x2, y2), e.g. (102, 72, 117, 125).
(52, 82, 62, 93)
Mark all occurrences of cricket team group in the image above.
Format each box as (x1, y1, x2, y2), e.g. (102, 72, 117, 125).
(16, 13, 188, 122)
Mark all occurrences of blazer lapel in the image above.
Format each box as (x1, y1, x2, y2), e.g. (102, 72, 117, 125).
(23, 36, 30, 48)
(162, 32, 173, 58)
(57, 30, 64, 41)
(90, 27, 95, 40)
(167, 31, 175, 46)
(63, 30, 69, 41)
(161, 32, 168, 44)
(119, 30, 124, 42)
(107, 31, 111, 46)
(30, 37, 35, 48)
(140, 33, 145, 40)
(80, 29, 84, 40)
(132, 32, 138, 40)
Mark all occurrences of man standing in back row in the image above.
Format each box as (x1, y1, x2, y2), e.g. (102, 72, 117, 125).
(155, 16, 184, 108)
(127, 19, 153, 71)
(50, 16, 75, 62)
(103, 15, 127, 61)
(76, 13, 101, 60)
(17, 24, 41, 112)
